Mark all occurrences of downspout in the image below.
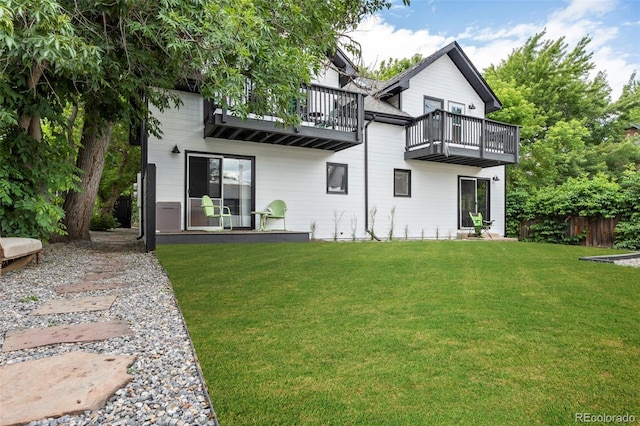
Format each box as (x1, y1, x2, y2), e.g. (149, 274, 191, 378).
(502, 165, 507, 237)
(136, 119, 148, 241)
(364, 115, 376, 233)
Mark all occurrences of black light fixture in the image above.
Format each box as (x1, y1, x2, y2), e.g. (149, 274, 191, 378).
(492, 175, 500, 182)
(171, 144, 180, 154)
(468, 103, 476, 110)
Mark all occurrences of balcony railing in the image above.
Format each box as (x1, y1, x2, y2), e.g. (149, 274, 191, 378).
(405, 110, 519, 167)
(203, 83, 363, 151)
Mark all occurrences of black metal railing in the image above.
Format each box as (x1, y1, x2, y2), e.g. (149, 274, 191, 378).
(204, 82, 361, 134)
(406, 110, 519, 155)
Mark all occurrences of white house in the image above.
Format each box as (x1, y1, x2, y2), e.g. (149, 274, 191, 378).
(137, 41, 519, 249)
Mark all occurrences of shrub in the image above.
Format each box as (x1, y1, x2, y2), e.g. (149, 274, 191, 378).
(90, 214, 120, 231)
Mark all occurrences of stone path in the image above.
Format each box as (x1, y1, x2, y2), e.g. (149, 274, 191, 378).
(3, 320, 133, 352)
(0, 229, 223, 426)
(30, 295, 117, 315)
(0, 352, 136, 425)
(0, 265, 134, 425)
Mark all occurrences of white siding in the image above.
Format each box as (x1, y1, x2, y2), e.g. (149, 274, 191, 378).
(366, 122, 505, 239)
(148, 91, 365, 239)
(401, 55, 485, 119)
(149, 86, 507, 240)
(312, 66, 340, 88)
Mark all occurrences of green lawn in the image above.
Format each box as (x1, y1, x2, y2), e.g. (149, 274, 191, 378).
(156, 241, 640, 425)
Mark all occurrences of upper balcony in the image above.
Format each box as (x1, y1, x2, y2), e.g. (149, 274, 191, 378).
(204, 84, 364, 152)
(405, 110, 519, 168)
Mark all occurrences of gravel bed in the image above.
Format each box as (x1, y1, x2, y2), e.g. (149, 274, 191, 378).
(614, 256, 640, 267)
(0, 240, 218, 426)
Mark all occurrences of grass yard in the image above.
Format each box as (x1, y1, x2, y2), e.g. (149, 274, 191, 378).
(156, 241, 640, 425)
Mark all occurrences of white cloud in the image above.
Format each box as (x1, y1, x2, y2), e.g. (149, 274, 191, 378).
(351, 15, 452, 69)
(349, 0, 638, 100)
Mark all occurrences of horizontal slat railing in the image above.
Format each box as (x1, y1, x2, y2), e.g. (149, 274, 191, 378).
(406, 110, 518, 157)
(204, 82, 361, 134)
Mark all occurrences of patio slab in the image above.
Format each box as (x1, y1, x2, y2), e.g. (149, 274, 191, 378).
(0, 351, 135, 426)
(2, 320, 133, 352)
(30, 295, 117, 315)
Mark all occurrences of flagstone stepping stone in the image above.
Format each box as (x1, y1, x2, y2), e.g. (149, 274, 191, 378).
(82, 271, 122, 281)
(56, 281, 128, 294)
(30, 295, 117, 315)
(0, 351, 136, 426)
(2, 320, 133, 352)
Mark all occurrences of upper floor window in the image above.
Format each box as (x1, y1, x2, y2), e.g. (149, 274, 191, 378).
(424, 96, 443, 115)
(327, 162, 348, 194)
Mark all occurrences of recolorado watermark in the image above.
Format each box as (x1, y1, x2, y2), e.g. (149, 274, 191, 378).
(575, 412, 636, 423)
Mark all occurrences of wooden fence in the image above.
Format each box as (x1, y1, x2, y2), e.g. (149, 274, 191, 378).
(519, 217, 620, 247)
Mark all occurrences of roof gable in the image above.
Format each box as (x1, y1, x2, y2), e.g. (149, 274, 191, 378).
(376, 41, 502, 113)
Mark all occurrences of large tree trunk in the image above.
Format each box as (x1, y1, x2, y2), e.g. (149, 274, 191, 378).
(61, 105, 113, 241)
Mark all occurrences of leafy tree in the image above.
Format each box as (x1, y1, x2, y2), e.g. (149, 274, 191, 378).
(95, 122, 140, 221)
(1, 0, 408, 241)
(363, 53, 424, 80)
(485, 31, 610, 145)
(614, 166, 640, 250)
(484, 32, 640, 243)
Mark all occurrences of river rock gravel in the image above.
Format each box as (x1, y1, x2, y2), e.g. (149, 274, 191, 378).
(0, 234, 218, 426)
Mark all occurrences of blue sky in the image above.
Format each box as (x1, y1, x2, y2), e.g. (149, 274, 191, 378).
(349, 0, 640, 100)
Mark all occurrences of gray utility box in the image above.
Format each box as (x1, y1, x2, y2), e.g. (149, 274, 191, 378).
(156, 202, 181, 233)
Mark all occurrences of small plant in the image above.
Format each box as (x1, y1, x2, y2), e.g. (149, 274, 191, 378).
(388, 206, 396, 241)
(368, 205, 378, 240)
(310, 221, 317, 240)
(19, 295, 38, 303)
(333, 210, 345, 242)
(350, 216, 358, 242)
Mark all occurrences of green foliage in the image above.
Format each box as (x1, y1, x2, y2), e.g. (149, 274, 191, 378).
(509, 172, 640, 248)
(90, 213, 119, 232)
(487, 32, 640, 248)
(1, 0, 406, 240)
(485, 31, 610, 141)
(505, 187, 529, 237)
(363, 53, 424, 80)
(584, 138, 640, 179)
(97, 121, 140, 216)
(0, 130, 79, 240)
(614, 167, 640, 250)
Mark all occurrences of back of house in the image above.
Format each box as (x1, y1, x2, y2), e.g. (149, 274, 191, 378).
(141, 41, 519, 246)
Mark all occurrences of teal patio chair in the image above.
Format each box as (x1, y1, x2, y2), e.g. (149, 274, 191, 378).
(252, 200, 287, 231)
(469, 212, 493, 238)
(201, 195, 232, 230)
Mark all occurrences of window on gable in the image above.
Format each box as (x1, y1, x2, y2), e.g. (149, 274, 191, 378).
(394, 169, 411, 197)
(327, 162, 348, 194)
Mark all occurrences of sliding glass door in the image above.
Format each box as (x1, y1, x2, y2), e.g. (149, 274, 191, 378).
(186, 153, 253, 230)
(459, 177, 489, 228)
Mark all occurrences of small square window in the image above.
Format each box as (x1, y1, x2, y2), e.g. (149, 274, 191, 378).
(394, 169, 411, 197)
(327, 162, 348, 194)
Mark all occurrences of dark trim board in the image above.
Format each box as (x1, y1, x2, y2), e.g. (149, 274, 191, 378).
(156, 231, 309, 244)
(579, 253, 640, 263)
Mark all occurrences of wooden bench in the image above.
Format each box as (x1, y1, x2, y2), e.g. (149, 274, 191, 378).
(0, 236, 43, 276)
